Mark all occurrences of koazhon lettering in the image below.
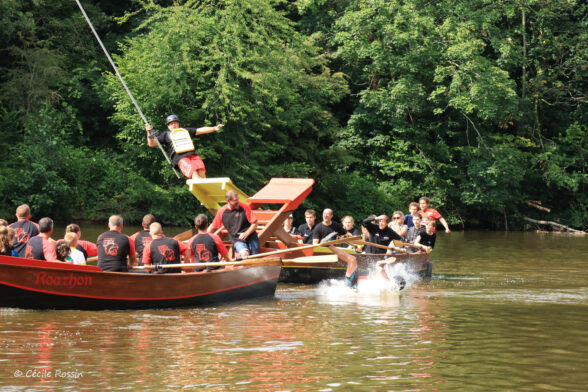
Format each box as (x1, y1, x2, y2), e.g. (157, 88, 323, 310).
(34, 272, 92, 289)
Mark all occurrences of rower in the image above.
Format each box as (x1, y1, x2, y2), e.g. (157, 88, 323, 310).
(188, 214, 229, 272)
(130, 214, 156, 265)
(97, 215, 136, 272)
(8, 204, 39, 257)
(142, 222, 189, 273)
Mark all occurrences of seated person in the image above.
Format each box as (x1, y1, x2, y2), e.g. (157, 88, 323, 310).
(0, 226, 17, 256)
(389, 210, 408, 238)
(283, 214, 298, 235)
(416, 221, 437, 253)
(312, 209, 347, 244)
(97, 215, 136, 272)
(56, 241, 73, 263)
(24, 217, 57, 261)
(403, 202, 419, 229)
(189, 214, 229, 272)
(404, 213, 425, 252)
(64, 232, 86, 265)
(142, 222, 189, 273)
(65, 223, 97, 260)
(362, 215, 402, 254)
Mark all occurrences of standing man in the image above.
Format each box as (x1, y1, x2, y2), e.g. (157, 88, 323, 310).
(418, 197, 451, 233)
(362, 215, 402, 254)
(312, 209, 347, 244)
(142, 222, 189, 274)
(24, 217, 57, 261)
(9, 204, 39, 257)
(403, 202, 420, 229)
(297, 209, 317, 244)
(145, 114, 224, 179)
(130, 214, 156, 266)
(189, 214, 229, 271)
(208, 190, 259, 258)
(97, 215, 136, 272)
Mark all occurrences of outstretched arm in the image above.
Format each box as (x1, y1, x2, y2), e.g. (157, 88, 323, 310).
(439, 217, 451, 233)
(196, 124, 224, 135)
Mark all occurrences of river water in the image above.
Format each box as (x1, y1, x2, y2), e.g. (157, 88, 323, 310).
(0, 231, 587, 391)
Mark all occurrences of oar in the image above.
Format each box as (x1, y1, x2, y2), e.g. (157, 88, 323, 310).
(350, 239, 409, 254)
(283, 255, 339, 264)
(132, 256, 282, 270)
(392, 240, 425, 250)
(241, 236, 362, 260)
(173, 229, 193, 242)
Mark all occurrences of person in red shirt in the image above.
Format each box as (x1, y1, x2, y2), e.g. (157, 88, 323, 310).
(208, 190, 259, 258)
(24, 217, 57, 262)
(8, 204, 39, 257)
(65, 223, 97, 261)
(142, 222, 189, 273)
(418, 197, 451, 233)
(189, 214, 229, 272)
(130, 214, 156, 266)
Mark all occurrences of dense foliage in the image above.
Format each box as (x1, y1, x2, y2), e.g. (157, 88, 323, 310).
(0, 0, 585, 230)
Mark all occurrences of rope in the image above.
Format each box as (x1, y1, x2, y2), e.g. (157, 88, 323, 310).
(74, 0, 180, 178)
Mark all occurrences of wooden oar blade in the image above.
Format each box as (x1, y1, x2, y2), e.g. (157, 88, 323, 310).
(173, 229, 193, 242)
(392, 240, 421, 249)
(283, 255, 339, 264)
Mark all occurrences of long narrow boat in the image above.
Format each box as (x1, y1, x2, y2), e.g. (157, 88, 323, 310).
(279, 251, 432, 284)
(0, 255, 281, 310)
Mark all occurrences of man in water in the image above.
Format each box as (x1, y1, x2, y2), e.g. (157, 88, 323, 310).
(145, 114, 224, 179)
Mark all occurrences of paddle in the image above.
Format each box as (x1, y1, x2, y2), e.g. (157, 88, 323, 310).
(283, 255, 339, 264)
(173, 229, 193, 242)
(241, 236, 362, 260)
(132, 256, 282, 270)
(350, 239, 409, 254)
(392, 240, 426, 250)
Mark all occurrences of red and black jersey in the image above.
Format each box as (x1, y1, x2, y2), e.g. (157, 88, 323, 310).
(189, 233, 228, 263)
(9, 220, 39, 257)
(97, 230, 135, 272)
(211, 202, 257, 243)
(143, 237, 186, 274)
(131, 230, 153, 266)
(24, 236, 57, 261)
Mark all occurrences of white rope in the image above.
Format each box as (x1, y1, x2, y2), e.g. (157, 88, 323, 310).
(74, 0, 180, 178)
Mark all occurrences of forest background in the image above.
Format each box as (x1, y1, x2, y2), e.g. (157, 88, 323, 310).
(0, 0, 585, 230)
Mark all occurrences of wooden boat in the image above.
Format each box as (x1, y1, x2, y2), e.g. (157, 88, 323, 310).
(187, 177, 433, 285)
(279, 251, 432, 284)
(0, 255, 281, 310)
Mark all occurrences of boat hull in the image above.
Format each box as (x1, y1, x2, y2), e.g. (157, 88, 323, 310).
(279, 252, 432, 284)
(0, 256, 280, 310)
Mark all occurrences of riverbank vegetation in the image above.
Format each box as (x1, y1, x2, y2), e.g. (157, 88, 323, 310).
(0, 0, 585, 230)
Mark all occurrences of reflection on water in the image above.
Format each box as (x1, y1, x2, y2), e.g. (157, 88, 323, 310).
(0, 232, 587, 391)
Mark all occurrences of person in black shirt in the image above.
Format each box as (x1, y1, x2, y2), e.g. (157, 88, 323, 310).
(8, 204, 39, 257)
(97, 215, 136, 272)
(416, 220, 437, 253)
(362, 215, 402, 254)
(312, 209, 347, 244)
(145, 114, 224, 179)
(130, 214, 156, 266)
(297, 209, 317, 244)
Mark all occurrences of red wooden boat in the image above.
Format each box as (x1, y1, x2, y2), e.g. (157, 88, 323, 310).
(0, 255, 281, 310)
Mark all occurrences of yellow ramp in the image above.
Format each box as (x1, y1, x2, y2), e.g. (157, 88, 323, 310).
(187, 178, 249, 214)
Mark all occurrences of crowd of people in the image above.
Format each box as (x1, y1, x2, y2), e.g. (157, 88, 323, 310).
(283, 196, 450, 254)
(0, 195, 449, 278)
